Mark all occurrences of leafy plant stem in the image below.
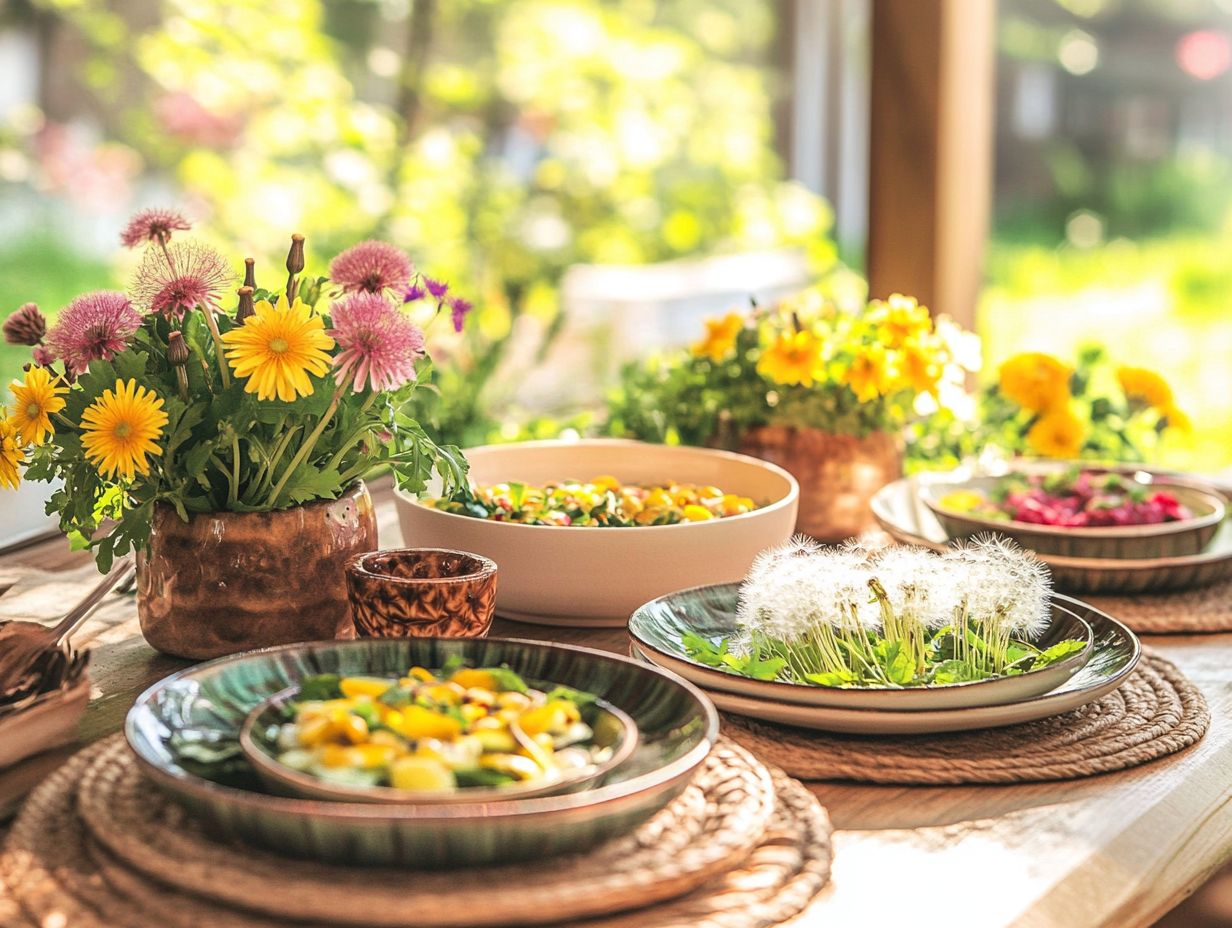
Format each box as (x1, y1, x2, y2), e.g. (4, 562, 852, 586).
(229, 434, 241, 506)
(266, 384, 345, 507)
(198, 306, 231, 389)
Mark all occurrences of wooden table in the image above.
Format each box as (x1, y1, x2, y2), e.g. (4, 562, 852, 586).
(3, 480, 1231, 928)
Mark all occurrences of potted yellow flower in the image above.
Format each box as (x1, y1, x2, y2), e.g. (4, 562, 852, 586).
(608, 288, 974, 541)
(981, 346, 1189, 462)
(1, 209, 469, 658)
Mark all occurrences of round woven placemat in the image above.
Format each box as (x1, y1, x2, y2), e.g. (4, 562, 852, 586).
(1090, 578, 1232, 633)
(722, 651, 1209, 785)
(1, 736, 833, 928)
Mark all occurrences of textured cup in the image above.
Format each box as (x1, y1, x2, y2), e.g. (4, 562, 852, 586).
(137, 481, 377, 660)
(346, 548, 498, 638)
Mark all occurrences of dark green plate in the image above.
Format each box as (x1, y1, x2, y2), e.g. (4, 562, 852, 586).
(125, 637, 717, 867)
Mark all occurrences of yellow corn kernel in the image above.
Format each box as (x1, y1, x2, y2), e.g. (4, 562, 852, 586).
(319, 744, 354, 767)
(339, 676, 394, 699)
(533, 732, 555, 750)
(390, 756, 455, 792)
(517, 703, 569, 736)
(368, 730, 406, 751)
(479, 753, 541, 781)
(296, 714, 333, 747)
(592, 475, 620, 491)
(460, 703, 488, 723)
(495, 691, 531, 711)
(450, 668, 498, 690)
(682, 504, 715, 522)
(496, 706, 522, 724)
(347, 743, 398, 769)
(463, 687, 497, 706)
(424, 682, 466, 705)
(407, 666, 436, 683)
(473, 715, 504, 730)
(396, 705, 463, 741)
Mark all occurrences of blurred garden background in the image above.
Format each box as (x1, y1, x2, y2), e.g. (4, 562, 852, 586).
(1, 0, 1230, 470)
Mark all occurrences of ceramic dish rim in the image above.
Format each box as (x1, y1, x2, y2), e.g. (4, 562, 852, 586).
(872, 478, 1232, 570)
(628, 583, 1094, 698)
(238, 683, 641, 804)
(124, 636, 720, 823)
(918, 474, 1226, 541)
(632, 595, 1141, 720)
(394, 438, 800, 535)
(345, 548, 498, 586)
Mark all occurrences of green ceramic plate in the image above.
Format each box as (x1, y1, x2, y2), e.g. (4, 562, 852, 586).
(629, 584, 1094, 711)
(125, 637, 717, 867)
(629, 593, 1140, 735)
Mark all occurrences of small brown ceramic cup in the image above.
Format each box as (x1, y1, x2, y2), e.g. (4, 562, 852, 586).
(345, 548, 499, 639)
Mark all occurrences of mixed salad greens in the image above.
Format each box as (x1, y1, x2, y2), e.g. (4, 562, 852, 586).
(259, 661, 616, 793)
(427, 475, 758, 526)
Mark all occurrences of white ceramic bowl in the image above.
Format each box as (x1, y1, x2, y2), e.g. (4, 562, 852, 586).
(394, 439, 799, 627)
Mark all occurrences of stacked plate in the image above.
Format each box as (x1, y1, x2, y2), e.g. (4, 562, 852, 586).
(872, 462, 1232, 594)
(125, 637, 718, 867)
(628, 583, 1141, 735)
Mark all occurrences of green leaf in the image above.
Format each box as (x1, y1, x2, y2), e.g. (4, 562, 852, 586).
(298, 674, 343, 700)
(483, 666, 530, 694)
(1032, 639, 1087, 669)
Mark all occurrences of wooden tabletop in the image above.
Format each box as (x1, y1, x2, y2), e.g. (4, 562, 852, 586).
(3, 479, 1232, 928)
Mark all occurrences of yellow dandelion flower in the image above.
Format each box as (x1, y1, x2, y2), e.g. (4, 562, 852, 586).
(896, 336, 944, 396)
(1161, 404, 1192, 432)
(845, 343, 894, 402)
(756, 329, 826, 388)
(1026, 406, 1086, 459)
(80, 379, 168, 480)
(1116, 366, 1173, 410)
(998, 353, 1071, 413)
(8, 366, 67, 446)
(0, 415, 23, 490)
(691, 313, 744, 362)
(221, 295, 335, 402)
(870, 293, 931, 347)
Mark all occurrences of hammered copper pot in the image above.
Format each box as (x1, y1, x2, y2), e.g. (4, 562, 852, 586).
(136, 481, 378, 660)
(738, 426, 902, 543)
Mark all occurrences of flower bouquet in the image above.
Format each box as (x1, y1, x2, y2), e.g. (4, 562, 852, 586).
(980, 346, 1188, 462)
(1, 209, 469, 658)
(608, 288, 977, 540)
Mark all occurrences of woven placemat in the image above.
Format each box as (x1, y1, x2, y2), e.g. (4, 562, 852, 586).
(722, 651, 1209, 785)
(1, 736, 833, 928)
(1090, 578, 1232, 633)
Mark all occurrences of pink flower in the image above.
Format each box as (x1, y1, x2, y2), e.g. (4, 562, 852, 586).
(46, 292, 142, 375)
(131, 241, 234, 318)
(120, 208, 191, 248)
(448, 296, 473, 333)
(328, 292, 425, 393)
(329, 241, 413, 295)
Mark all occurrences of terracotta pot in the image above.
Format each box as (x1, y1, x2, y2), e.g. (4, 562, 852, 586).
(136, 481, 378, 659)
(737, 426, 902, 543)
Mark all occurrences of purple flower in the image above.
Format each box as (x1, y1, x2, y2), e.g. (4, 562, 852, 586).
(449, 296, 473, 333)
(120, 208, 191, 248)
(329, 241, 414, 295)
(403, 282, 427, 303)
(424, 277, 449, 299)
(45, 292, 142, 375)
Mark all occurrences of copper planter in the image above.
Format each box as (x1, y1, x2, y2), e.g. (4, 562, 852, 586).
(738, 426, 902, 543)
(136, 481, 378, 659)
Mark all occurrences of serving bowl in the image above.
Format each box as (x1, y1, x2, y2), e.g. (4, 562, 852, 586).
(394, 439, 799, 627)
(239, 683, 638, 804)
(918, 464, 1226, 560)
(873, 475, 1232, 594)
(125, 637, 718, 867)
(632, 596, 1139, 735)
(629, 583, 1093, 711)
